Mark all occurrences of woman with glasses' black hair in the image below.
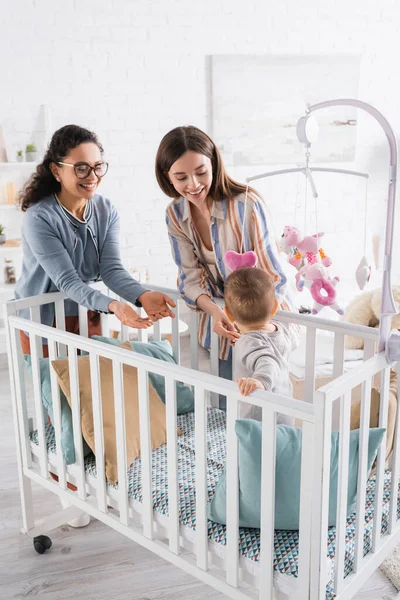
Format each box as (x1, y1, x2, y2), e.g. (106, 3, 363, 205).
(17, 124, 175, 356)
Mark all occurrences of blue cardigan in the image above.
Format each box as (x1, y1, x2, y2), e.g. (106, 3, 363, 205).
(15, 194, 147, 326)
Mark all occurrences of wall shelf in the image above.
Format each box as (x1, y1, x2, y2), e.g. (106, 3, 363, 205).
(0, 282, 16, 292)
(0, 162, 38, 168)
(0, 245, 22, 252)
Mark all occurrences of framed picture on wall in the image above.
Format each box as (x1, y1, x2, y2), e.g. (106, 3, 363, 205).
(210, 54, 361, 166)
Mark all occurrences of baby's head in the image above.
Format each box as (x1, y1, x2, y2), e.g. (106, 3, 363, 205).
(224, 267, 278, 328)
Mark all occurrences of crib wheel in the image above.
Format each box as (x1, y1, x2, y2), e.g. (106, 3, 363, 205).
(33, 535, 52, 554)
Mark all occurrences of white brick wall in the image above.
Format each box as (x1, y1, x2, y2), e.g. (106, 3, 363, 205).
(0, 0, 399, 291)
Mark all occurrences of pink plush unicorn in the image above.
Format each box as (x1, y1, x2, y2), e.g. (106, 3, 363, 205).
(281, 226, 332, 269)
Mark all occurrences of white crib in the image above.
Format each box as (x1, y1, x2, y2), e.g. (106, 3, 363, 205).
(4, 285, 400, 600)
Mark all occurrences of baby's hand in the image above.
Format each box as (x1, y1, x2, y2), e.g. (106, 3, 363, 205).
(236, 377, 264, 396)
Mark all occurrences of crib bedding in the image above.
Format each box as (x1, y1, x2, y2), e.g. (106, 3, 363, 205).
(289, 328, 364, 380)
(30, 407, 400, 599)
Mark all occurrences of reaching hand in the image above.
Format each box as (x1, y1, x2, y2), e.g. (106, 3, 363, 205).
(108, 300, 153, 329)
(236, 377, 264, 396)
(211, 306, 241, 345)
(138, 291, 177, 320)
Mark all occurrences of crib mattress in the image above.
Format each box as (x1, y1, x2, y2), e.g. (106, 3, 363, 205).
(30, 408, 400, 599)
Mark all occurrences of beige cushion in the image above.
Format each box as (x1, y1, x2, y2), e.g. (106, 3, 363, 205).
(51, 342, 178, 484)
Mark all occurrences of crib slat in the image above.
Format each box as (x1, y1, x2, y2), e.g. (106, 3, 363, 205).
(231, 345, 236, 381)
(304, 326, 317, 403)
(210, 331, 219, 408)
(354, 377, 372, 571)
(165, 376, 180, 554)
(78, 305, 89, 338)
(30, 306, 43, 358)
(10, 327, 32, 470)
(363, 338, 376, 361)
(298, 421, 314, 600)
(226, 395, 239, 587)
(100, 313, 109, 337)
(138, 367, 153, 539)
(190, 311, 199, 370)
(48, 339, 67, 490)
(389, 366, 400, 532)
(153, 320, 161, 342)
(331, 333, 345, 432)
(89, 352, 107, 513)
(373, 367, 390, 552)
(68, 346, 86, 500)
(259, 409, 276, 599)
(334, 391, 351, 594)
(29, 319, 48, 479)
(310, 391, 332, 599)
(121, 323, 129, 342)
(54, 299, 67, 358)
(195, 385, 208, 571)
(332, 332, 345, 378)
(172, 304, 180, 364)
(113, 360, 129, 526)
(6, 313, 34, 533)
(137, 307, 149, 344)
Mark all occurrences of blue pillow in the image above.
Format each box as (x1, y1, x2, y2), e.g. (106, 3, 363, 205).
(90, 335, 194, 414)
(24, 355, 91, 465)
(208, 421, 386, 530)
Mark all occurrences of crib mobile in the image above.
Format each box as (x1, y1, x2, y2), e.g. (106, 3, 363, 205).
(225, 111, 374, 317)
(225, 99, 398, 360)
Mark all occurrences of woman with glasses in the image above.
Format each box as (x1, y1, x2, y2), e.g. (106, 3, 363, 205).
(16, 124, 175, 356)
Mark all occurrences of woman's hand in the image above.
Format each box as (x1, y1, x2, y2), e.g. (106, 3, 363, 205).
(138, 291, 177, 320)
(211, 305, 240, 345)
(236, 377, 264, 396)
(108, 300, 153, 329)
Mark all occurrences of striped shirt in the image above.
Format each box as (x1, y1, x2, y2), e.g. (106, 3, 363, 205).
(166, 193, 297, 359)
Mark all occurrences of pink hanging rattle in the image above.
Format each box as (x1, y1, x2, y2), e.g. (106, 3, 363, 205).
(224, 184, 258, 272)
(224, 249, 258, 271)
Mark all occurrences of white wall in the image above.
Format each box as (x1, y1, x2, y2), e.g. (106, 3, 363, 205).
(1, 0, 399, 293)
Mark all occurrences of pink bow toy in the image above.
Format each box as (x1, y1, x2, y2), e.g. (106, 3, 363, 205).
(225, 250, 258, 272)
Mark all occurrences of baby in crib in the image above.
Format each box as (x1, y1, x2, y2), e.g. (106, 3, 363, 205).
(224, 267, 294, 424)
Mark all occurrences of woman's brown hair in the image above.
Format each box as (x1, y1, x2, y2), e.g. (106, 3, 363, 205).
(155, 125, 260, 201)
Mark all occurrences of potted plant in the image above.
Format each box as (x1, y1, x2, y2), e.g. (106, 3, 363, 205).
(16, 150, 24, 163)
(0, 225, 6, 244)
(25, 143, 37, 162)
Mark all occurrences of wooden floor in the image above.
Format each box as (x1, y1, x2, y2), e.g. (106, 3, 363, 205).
(0, 345, 399, 600)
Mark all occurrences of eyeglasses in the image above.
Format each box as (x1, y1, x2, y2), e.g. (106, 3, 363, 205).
(57, 161, 109, 179)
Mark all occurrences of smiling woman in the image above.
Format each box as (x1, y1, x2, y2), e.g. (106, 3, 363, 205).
(155, 126, 297, 401)
(16, 124, 175, 357)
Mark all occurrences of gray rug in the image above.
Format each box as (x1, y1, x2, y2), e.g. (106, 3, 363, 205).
(380, 545, 400, 591)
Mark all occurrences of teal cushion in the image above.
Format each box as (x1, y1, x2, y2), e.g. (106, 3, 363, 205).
(24, 355, 91, 465)
(208, 421, 386, 530)
(91, 335, 194, 414)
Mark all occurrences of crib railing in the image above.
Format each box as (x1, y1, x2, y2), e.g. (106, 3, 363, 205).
(5, 290, 314, 600)
(311, 353, 400, 599)
(4, 286, 400, 600)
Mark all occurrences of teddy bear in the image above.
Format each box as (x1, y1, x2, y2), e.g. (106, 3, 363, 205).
(341, 286, 400, 469)
(341, 285, 400, 349)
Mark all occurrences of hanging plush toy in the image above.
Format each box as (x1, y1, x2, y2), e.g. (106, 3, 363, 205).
(282, 225, 343, 316)
(281, 226, 332, 269)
